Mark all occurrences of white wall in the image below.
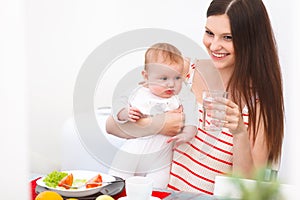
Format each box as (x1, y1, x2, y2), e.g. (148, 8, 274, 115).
(276, 0, 300, 188)
(27, 0, 208, 173)
(0, 0, 29, 199)
(25, 0, 300, 189)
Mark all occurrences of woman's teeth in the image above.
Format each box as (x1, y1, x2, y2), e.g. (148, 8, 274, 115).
(212, 52, 227, 58)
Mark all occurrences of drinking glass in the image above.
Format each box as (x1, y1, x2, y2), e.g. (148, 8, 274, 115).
(202, 90, 228, 131)
(125, 176, 153, 200)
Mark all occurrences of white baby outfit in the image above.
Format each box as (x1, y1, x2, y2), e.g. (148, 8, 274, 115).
(109, 86, 181, 188)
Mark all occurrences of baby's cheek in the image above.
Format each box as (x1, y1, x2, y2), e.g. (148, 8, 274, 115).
(149, 85, 165, 95)
(174, 83, 182, 94)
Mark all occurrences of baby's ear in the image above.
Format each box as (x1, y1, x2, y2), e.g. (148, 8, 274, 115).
(141, 70, 148, 80)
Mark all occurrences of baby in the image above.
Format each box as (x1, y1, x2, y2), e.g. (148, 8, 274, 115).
(108, 43, 198, 188)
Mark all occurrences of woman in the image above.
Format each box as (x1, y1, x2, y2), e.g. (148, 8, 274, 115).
(106, 0, 284, 195)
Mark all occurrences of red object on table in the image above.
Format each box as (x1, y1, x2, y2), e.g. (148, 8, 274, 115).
(31, 177, 40, 200)
(30, 177, 170, 200)
(113, 189, 171, 199)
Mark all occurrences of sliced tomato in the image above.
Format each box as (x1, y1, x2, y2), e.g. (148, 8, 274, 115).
(86, 174, 103, 189)
(58, 173, 74, 189)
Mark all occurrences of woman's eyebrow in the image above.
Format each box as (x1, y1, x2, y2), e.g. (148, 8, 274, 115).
(205, 26, 231, 35)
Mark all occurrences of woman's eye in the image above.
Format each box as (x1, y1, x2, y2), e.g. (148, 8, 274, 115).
(205, 30, 214, 36)
(224, 35, 233, 41)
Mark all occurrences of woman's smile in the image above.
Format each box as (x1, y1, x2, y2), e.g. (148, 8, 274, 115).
(211, 51, 230, 59)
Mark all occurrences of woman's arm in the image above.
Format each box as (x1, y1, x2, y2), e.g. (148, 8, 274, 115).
(238, 103, 269, 169)
(220, 99, 269, 177)
(106, 107, 185, 139)
(232, 117, 268, 177)
(107, 76, 195, 139)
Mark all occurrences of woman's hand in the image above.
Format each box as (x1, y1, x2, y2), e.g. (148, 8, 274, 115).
(106, 106, 185, 138)
(158, 106, 185, 136)
(212, 98, 247, 134)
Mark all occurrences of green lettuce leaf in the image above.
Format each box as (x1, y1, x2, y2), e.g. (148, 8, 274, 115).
(43, 171, 68, 188)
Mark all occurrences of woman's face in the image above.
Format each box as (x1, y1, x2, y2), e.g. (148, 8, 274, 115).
(203, 14, 235, 71)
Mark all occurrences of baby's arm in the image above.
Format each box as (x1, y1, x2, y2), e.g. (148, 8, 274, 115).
(117, 106, 144, 122)
(167, 125, 197, 149)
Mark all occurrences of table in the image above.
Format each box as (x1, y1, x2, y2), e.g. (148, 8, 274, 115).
(30, 177, 226, 200)
(31, 177, 170, 200)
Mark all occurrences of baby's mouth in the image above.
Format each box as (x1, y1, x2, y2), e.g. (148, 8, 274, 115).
(165, 90, 174, 95)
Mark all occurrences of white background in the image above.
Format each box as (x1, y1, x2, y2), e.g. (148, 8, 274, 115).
(1, 0, 299, 198)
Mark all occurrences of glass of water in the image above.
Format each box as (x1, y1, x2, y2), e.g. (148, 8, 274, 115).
(202, 90, 228, 132)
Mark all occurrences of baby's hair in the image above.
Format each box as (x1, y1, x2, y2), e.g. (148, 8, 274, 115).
(144, 43, 184, 70)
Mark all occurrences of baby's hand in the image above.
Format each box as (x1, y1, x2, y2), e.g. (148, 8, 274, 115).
(117, 106, 143, 122)
(167, 134, 186, 149)
(166, 126, 197, 149)
(127, 106, 143, 122)
(167, 132, 194, 149)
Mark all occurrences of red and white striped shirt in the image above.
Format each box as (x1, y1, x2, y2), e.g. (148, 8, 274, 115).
(167, 63, 249, 195)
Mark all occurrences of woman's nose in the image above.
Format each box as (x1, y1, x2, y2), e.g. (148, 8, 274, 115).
(210, 38, 222, 51)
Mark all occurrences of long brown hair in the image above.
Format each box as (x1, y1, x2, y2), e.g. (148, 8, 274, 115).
(207, 0, 284, 163)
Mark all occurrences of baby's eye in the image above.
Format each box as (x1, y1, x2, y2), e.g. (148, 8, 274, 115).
(160, 77, 168, 81)
(175, 76, 181, 80)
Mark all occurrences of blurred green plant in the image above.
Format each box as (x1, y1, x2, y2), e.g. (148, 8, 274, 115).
(231, 168, 283, 200)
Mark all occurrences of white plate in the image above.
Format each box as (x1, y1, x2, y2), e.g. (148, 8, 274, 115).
(36, 170, 116, 197)
(119, 197, 161, 200)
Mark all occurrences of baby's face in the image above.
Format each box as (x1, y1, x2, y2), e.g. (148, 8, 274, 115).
(144, 62, 183, 98)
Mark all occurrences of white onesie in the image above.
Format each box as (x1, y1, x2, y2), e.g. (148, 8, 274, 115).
(108, 86, 180, 188)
